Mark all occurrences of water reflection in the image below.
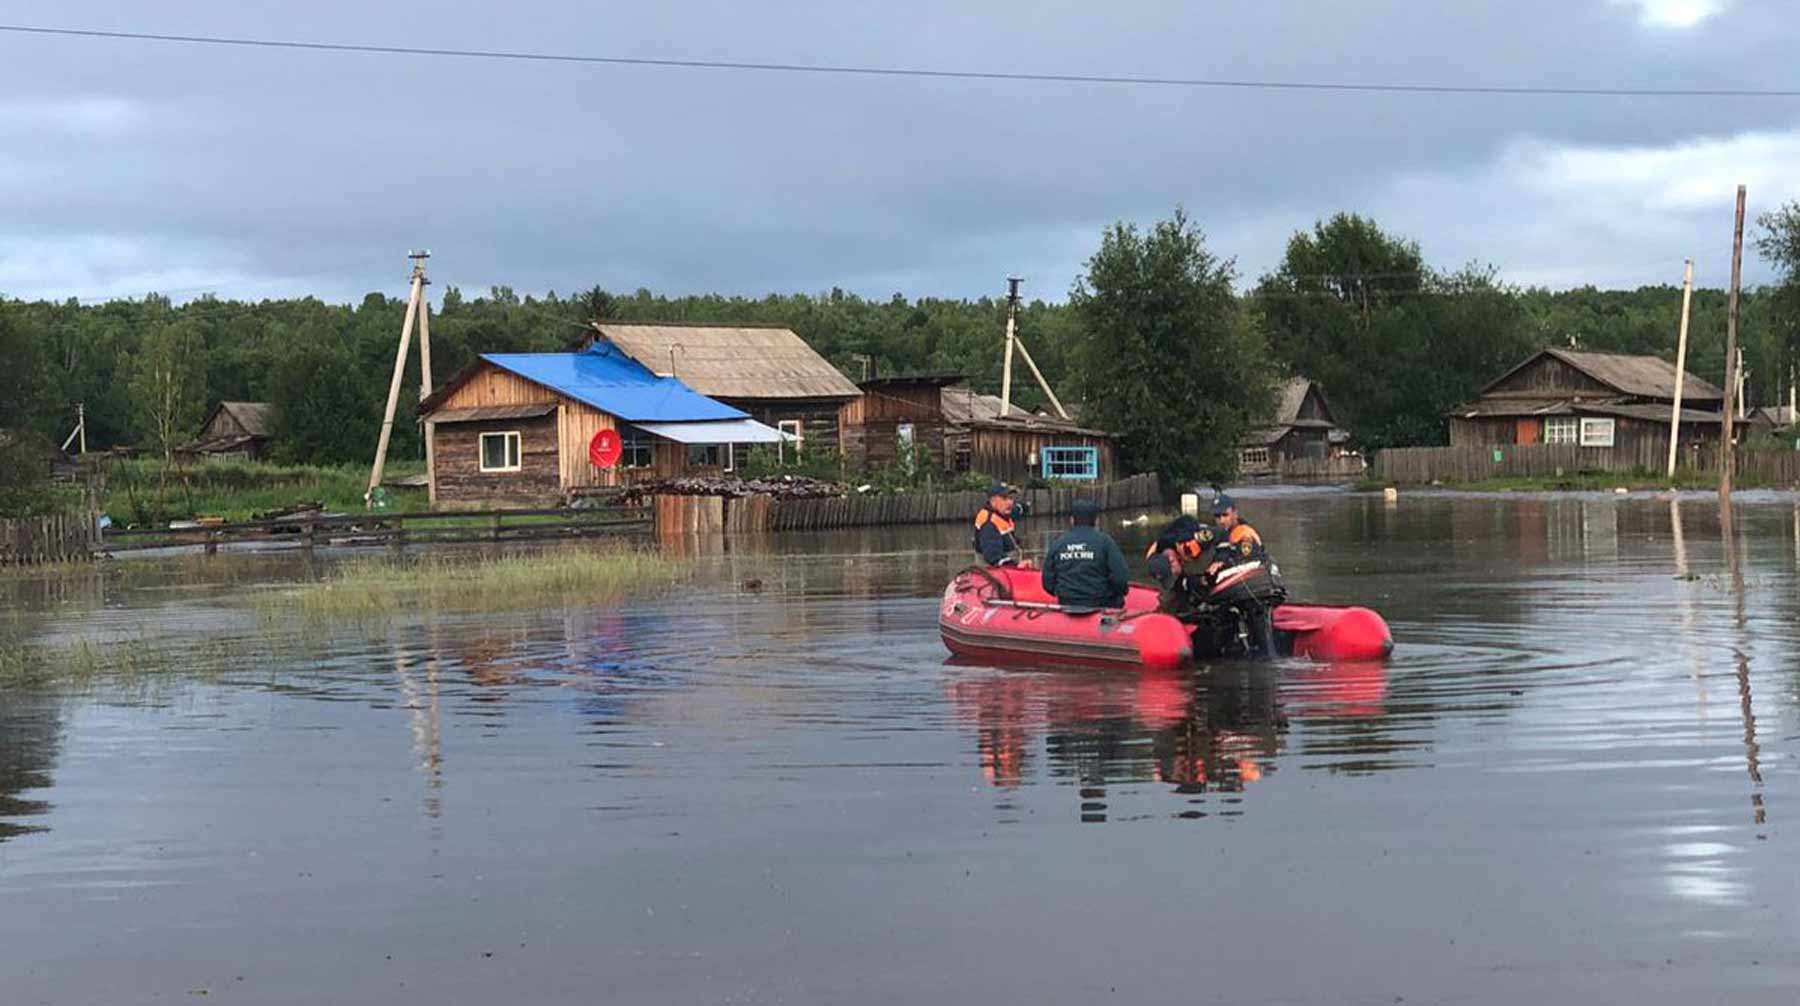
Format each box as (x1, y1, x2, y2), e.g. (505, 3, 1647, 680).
(0, 697, 61, 842)
(948, 661, 1399, 822)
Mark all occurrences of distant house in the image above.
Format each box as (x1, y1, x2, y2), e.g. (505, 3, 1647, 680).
(1239, 378, 1358, 478)
(576, 322, 863, 457)
(1448, 348, 1725, 456)
(939, 384, 1119, 484)
(179, 401, 274, 461)
(1746, 405, 1796, 438)
(416, 344, 786, 508)
(838, 375, 960, 474)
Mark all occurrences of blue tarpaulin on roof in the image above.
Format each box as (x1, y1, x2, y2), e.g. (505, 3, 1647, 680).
(480, 345, 746, 423)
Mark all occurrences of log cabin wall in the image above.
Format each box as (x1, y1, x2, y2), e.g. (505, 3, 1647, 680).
(967, 426, 1118, 484)
(723, 397, 849, 459)
(839, 383, 948, 473)
(433, 415, 562, 508)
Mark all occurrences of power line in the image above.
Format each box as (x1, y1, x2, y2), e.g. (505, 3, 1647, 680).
(4, 23, 1799, 98)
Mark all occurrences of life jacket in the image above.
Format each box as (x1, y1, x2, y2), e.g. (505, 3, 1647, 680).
(973, 507, 1017, 552)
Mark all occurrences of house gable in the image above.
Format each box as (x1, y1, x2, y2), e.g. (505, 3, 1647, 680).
(1484, 354, 1615, 399)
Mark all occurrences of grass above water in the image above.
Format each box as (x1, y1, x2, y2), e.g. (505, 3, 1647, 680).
(265, 546, 688, 619)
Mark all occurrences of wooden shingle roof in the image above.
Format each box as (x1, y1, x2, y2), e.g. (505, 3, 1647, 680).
(588, 322, 861, 401)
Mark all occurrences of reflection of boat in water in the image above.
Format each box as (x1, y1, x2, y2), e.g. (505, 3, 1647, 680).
(948, 660, 1391, 820)
(939, 566, 1392, 670)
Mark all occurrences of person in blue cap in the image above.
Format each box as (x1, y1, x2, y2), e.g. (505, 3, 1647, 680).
(1206, 492, 1264, 576)
(972, 483, 1023, 566)
(1041, 499, 1131, 610)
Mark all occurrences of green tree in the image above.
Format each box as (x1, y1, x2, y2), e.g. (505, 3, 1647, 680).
(1757, 201, 1800, 399)
(1258, 215, 1534, 448)
(268, 333, 372, 464)
(124, 319, 208, 461)
(1069, 209, 1274, 487)
(0, 302, 52, 435)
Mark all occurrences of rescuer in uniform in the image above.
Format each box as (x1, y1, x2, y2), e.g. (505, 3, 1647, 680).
(1206, 493, 1264, 577)
(1041, 499, 1131, 609)
(1145, 514, 1217, 612)
(973, 483, 1024, 566)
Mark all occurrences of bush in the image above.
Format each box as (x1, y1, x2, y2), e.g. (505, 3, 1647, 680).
(737, 444, 844, 481)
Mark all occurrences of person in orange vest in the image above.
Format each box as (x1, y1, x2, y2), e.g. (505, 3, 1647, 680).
(1206, 493, 1264, 577)
(1145, 514, 1215, 602)
(972, 483, 1023, 566)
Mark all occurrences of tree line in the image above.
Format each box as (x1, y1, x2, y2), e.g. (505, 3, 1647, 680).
(3, 207, 1798, 491)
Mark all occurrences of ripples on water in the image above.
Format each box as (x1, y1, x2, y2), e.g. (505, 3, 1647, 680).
(2, 492, 1799, 1003)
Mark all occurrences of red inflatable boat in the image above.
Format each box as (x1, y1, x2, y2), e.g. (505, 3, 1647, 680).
(939, 565, 1392, 671)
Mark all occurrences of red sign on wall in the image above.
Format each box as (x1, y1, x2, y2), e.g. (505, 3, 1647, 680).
(589, 429, 623, 468)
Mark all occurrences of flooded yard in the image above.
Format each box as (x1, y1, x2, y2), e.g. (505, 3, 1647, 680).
(5, 489, 1800, 1003)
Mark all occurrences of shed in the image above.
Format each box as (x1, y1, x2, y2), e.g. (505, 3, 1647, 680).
(1239, 378, 1355, 474)
(838, 375, 960, 473)
(1448, 348, 1725, 458)
(417, 344, 787, 508)
(576, 322, 862, 457)
(935, 385, 1119, 483)
(181, 401, 274, 460)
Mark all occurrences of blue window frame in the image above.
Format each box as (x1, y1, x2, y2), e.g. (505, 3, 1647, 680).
(1041, 446, 1099, 481)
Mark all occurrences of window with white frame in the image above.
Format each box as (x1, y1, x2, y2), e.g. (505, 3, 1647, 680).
(1240, 446, 1270, 466)
(619, 425, 655, 469)
(478, 431, 521, 472)
(687, 443, 724, 468)
(1543, 417, 1578, 445)
(1579, 417, 1615, 447)
(777, 419, 804, 449)
(1041, 446, 1100, 481)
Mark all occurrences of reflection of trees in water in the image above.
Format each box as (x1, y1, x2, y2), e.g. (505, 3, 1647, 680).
(0, 698, 63, 842)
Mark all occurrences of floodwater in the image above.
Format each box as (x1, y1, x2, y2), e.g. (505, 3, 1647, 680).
(5, 489, 1800, 1004)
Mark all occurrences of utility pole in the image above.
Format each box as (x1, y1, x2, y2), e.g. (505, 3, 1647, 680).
(999, 277, 1020, 417)
(1667, 259, 1694, 479)
(996, 276, 1072, 421)
(63, 401, 87, 455)
(1720, 186, 1746, 505)
(368, 250, 433, 507)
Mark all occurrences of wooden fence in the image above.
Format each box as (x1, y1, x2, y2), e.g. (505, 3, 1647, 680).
(1, 514, 100, 566)
(651, 473, 1163, 536)
(1241, 456, 1368, 483)
(1373, 444, 1800, 486)
(98, 505, 650, 555)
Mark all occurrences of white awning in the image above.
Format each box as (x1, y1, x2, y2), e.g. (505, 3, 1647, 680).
(634, 419, 792, 444)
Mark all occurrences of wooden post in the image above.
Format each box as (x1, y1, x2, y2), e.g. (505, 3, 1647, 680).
(1721, 185, 1746, 503)
(1667, 259, 1694, 479)
(1000, 277, 1020, 417)
(419, 285, 437, 508)
(367, 251, 429, 506)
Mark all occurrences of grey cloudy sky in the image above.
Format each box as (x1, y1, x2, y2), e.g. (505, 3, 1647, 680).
(1, 0, 1796, 305)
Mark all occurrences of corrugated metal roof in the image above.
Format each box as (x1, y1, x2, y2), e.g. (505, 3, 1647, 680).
(422, 344, 746, 423)
(429, 403, 558, 424)
(591, 322, 862, 400)
(634, 419, 790, 444)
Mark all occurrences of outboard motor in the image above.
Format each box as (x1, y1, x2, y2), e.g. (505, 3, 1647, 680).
(1206, 558, 1287, 659)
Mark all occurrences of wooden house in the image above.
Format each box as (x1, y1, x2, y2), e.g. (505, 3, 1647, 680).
(838, 375, 959, 473)
(1448, 348, 1725, 457)
(180, 401, 273, 460)
(416, 344, 787, 508)
(576, 322, 862, 456)
(1239, 377, 1358, 477)
(939, 384, 1119, 484)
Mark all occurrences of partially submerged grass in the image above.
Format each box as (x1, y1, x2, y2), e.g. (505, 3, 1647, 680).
(104, 457, 427, 525)
(0, 631, 235, 694)
(264, 546, 688, 619)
